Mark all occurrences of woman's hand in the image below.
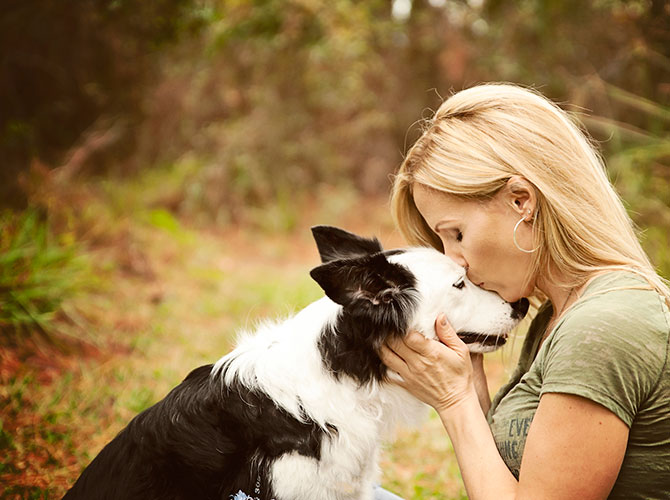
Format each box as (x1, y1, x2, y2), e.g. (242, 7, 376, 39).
(379, 314, 479, 414)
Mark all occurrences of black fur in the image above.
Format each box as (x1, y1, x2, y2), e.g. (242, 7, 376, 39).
(64, 364, 330, 500)
(311, 225, 383, 263)
(311, 252, 418, 384)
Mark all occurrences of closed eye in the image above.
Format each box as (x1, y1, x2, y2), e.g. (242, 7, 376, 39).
(453, 277, 465, 289)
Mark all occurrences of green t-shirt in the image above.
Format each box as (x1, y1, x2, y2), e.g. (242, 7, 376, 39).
(487, 272, 670, 499)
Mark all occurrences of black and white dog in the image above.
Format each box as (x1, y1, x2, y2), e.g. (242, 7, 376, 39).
(64, 226, 528, 500)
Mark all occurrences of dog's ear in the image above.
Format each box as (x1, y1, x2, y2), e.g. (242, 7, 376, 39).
(311, 225, 383, 263)
(310, 253, 413, 308)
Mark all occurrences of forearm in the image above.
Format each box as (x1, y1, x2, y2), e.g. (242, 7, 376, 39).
(438, 392, 518, 500)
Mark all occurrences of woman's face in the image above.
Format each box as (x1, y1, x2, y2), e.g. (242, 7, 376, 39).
(412, 183, 536, 302)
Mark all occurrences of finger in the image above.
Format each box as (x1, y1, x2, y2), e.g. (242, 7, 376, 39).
(379, 346, 413, 388)
(401, 329, 435, 356)
(379, 344, 408, 373)
(386, 330, 428, 358)
(435, 314, 467, 351)
(385, 334, 406, 353)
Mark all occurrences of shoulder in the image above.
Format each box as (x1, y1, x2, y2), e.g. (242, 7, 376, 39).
(537, 272, 670, 424)
(556, 272, 669, 349)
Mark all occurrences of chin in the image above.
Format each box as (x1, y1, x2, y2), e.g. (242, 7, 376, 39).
(500, 290, 527, 304)
(501, 282, 535, 304)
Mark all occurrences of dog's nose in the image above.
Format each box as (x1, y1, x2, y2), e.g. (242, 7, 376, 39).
(510, 298, 530, 320)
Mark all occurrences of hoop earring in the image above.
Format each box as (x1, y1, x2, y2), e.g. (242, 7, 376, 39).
(513, 211, 539, 253)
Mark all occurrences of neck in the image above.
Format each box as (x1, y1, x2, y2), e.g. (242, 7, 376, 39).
(535, 268, 579, 319)
(535, 267, 603, 339)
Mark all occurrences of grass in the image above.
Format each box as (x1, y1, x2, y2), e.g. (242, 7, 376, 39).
(0, 209, 87, 346)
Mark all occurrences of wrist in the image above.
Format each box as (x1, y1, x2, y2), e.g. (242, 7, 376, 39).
(434, 383, 480, 420)
(437, 390, 487, 445)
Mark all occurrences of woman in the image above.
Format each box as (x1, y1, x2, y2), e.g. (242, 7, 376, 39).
(378, 83, 670, 499)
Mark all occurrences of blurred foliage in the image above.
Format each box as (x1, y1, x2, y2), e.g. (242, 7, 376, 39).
(0, 0, 208, 206)
(3, 0, 668, 207)
(133, 0, 402, 223)
(0, 210, 86, 346)
(579, 81, 670, 277)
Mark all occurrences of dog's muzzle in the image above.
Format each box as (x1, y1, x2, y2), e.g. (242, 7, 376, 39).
(457, 332, 508, 347)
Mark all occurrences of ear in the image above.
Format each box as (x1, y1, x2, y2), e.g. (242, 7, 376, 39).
(309, 253, 414, 308)
(311, 225, 383, 263)
(504, 176, 538, 220)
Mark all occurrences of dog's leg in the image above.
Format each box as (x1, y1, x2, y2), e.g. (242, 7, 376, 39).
(271, 453, 334, 499)
(271, 451, 380, 500)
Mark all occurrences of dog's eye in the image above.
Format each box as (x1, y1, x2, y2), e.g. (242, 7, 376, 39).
(453, 278, 465, 289)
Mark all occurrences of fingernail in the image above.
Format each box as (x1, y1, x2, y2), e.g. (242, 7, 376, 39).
(440, 314, 447, 326)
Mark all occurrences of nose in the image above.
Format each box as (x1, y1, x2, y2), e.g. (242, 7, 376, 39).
(510, 298, 530, 320)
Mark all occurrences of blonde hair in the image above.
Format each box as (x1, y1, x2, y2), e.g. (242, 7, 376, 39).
(391, 83, 670, 308)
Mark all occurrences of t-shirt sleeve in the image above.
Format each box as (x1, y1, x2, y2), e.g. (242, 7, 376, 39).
(537, 291, 667, 427)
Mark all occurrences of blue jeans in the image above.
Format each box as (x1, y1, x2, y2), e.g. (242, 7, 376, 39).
(373, 485, 405, 500)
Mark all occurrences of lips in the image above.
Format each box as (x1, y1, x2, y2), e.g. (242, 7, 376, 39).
(457, 332, 507, 347)
(469, 276, 485, 288)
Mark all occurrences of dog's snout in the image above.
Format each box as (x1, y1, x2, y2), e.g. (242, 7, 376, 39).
(510, 298, 530, 320)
